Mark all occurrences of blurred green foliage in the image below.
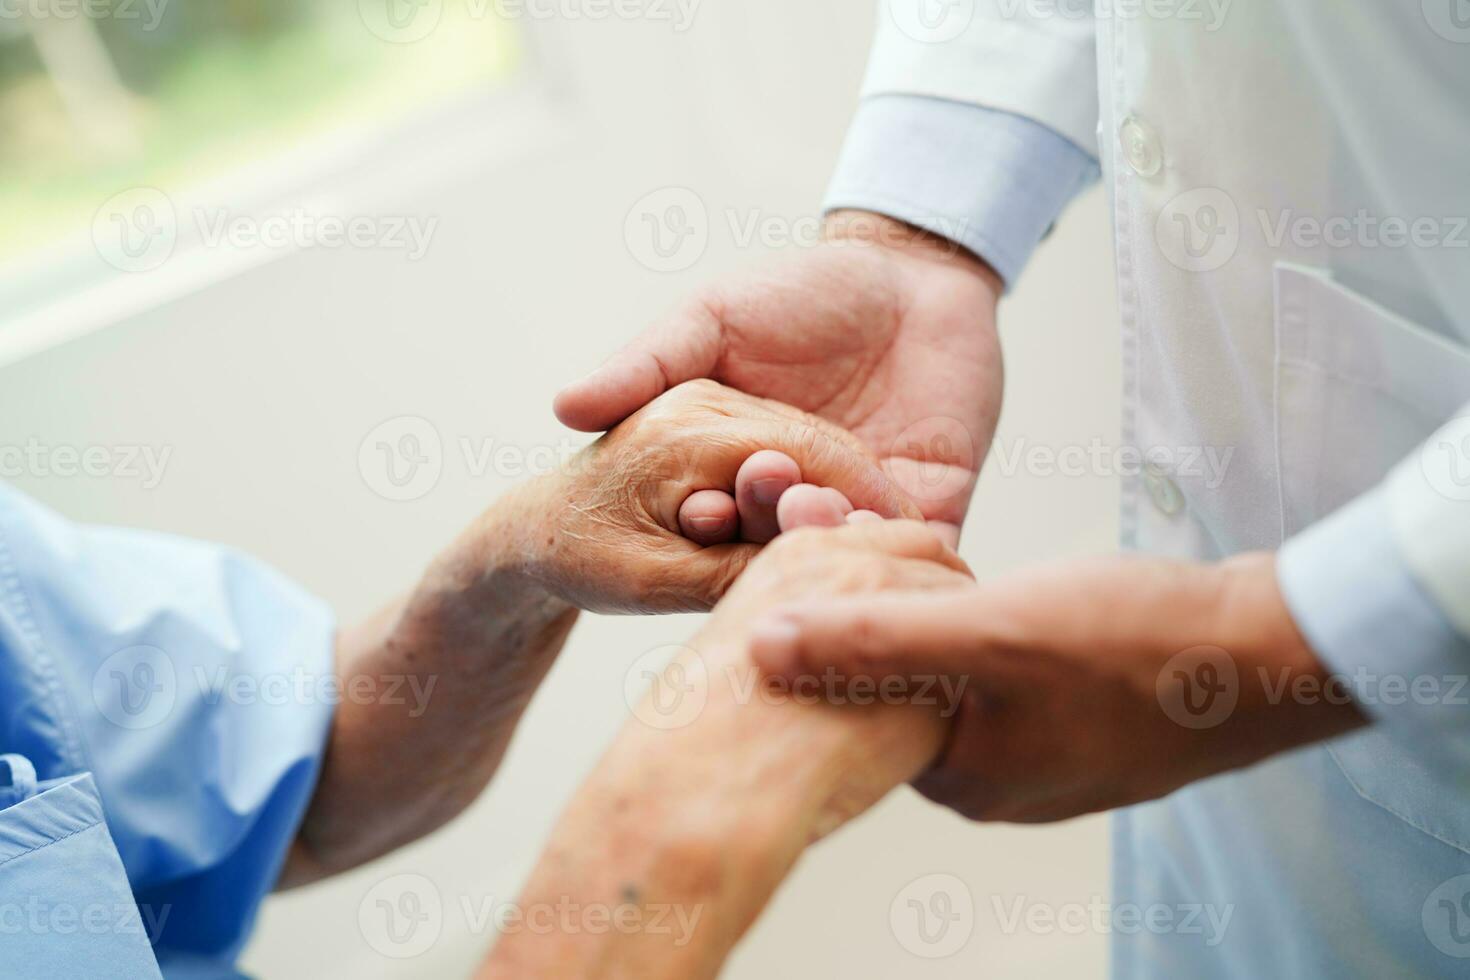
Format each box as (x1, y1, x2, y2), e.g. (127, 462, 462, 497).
(0, 0, 518, 259)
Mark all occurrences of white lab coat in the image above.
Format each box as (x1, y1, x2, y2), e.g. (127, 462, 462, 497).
(864, 1, 1470, 974)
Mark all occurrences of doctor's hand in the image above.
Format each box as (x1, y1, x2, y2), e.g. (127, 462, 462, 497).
(750, 553, 1369, 823)
(553, 211, 1003, 547)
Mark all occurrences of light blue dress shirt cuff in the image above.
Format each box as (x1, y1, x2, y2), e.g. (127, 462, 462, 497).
(823, 94, 1099, 288)
(1278, 487, 1470, 739)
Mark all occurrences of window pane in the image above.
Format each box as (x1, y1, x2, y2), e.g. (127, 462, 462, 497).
(0, 0, 519, 261)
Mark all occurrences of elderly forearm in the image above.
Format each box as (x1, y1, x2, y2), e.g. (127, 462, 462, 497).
(283, 478, 578, 887)
(479, 524, 971, 977)
(479, 631, 950, 978)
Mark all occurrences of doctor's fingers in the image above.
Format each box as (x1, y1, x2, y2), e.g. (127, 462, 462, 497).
(678, 453, 863, 546)
(775, 483, 857, 533)
(733, 449, 803, 543)
(748, 589, 992, 683)
(751, 419, 920, 523)
(553, 297, 723, 433)
(677, 489, 739, 546)
(641, 422, 916, 538)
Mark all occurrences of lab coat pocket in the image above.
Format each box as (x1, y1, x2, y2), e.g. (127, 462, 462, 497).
(1274, 262, 1470, 855)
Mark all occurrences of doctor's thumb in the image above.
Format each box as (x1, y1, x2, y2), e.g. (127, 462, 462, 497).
(554, 350, 670, 432)
(749, 592, 982, 686)
(554, 303, 725, 431)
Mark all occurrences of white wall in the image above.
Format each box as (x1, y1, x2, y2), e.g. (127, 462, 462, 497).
(0, 2, 1120, 976)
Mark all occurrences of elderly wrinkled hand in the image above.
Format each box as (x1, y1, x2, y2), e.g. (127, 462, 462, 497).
(289, 379, 919, 882)
(518, 378, 922, 613)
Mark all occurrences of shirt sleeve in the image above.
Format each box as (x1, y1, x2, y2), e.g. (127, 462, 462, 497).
(0, 482, 336, 970)
(1277, 405, 1470, 763)
(864, 0, 1099, 151)
(824, 94, 1100, 286)
(823, 2, 1100, 285)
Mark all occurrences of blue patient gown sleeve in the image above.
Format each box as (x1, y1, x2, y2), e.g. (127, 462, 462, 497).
(0, 483, 336, 977)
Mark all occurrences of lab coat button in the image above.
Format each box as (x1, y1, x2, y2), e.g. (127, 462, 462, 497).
(1144, 463, 1184, 516)
(1120, 116, 1163, 177)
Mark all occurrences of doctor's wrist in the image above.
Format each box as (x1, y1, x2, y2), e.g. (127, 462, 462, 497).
(824, 209, 1003, 296)
(1210, 552, 1369, 750)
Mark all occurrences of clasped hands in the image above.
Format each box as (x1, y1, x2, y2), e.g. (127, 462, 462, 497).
(478, 390, 1359, 978)
(468, 215, 1366, 977)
